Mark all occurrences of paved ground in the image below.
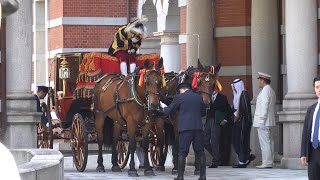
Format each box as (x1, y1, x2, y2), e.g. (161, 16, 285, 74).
(64, 166, 308, 180)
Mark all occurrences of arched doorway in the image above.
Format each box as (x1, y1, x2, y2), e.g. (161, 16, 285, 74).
(137, 0, 160, 54)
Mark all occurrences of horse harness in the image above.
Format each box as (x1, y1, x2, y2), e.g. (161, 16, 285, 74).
(95, 71, 157, 125)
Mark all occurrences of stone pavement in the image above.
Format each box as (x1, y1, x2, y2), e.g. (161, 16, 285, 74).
(65, 166, 308, 180)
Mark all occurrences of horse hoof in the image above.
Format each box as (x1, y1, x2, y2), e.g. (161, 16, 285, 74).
(144, 169, 155, 176)
(128, 170, 139, 177)
(171, 169, 178, 175)
(155, 166, 165, 171)
(111, 166, 122, 172)
(96, 166, 105, 172)
(194, 170, 200, 175)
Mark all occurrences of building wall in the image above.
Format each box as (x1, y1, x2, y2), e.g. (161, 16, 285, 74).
(180, 6, 187, 69)
(215, 0, 252, 103)
(48, 0, 138, 52)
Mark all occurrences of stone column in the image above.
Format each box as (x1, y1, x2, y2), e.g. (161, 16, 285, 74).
(250, 0, 280, 165)
(157, 32, 180, 72)
(251, 0, 279, 100)
(4, 0, 41, 148)
(33, 0, 47, 88)
(279, 0, 318, 169)
(186, 0, 213, 67)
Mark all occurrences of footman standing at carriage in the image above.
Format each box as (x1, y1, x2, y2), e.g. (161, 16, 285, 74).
(160, 82, 207, 180)
(108, 16, 148, 76)
(34, 86, 49, 124)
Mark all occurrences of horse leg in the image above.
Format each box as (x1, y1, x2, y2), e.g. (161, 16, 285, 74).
(141, 123, 155, 176)
(155, 119, 165, 171)
(127, 124, 138, 177)
(111, 123, 122, 172)
(95, 113, 105, 172)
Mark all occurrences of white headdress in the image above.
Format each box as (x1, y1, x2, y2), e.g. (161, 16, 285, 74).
(231, 79, 245, 117)
(125, 15, 148, 39)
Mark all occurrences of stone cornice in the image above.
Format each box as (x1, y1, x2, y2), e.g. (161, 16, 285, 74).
(47, 17, 138, 28)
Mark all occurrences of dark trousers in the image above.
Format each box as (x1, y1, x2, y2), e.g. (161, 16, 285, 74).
(309, 147, 320, 180)
(204, 118, 221, 165)
(219, 122, 232, 165)
(179, 130, 205, 158)
(232, 120, 251, 163)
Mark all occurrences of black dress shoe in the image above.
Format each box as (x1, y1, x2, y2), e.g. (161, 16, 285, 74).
(208, 164, 218, 168)
(246, 154, 256, 165)
(139, 165, 153, 169)
(232, 164, 247, 168)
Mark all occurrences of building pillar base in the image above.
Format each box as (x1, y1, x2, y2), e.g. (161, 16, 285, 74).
(4, 94, 41, 149)
(281, 157, 307, 170)
(278, 96, 316, 169)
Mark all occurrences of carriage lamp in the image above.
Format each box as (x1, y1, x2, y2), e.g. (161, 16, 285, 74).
(59, 57, 70, 97)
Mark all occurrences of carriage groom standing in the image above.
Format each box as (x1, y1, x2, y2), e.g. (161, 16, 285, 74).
(108, 16, 148, 76)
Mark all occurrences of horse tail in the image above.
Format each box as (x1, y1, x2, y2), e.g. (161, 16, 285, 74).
(164, 122, 175, 146)
(103, 116, 114, 146)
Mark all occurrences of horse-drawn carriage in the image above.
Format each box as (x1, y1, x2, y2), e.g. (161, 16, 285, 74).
(36, 49, 221, 178)
(37, 52, 169, 173)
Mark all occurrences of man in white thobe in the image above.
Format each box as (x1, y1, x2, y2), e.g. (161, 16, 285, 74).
(253, 72, 276, 168)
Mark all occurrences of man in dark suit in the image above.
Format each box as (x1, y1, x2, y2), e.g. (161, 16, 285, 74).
(301, 76, 320, 180)
(204, 91, 233, 168)
(160, 82, 206, 180)
(34, 86, 49, 123)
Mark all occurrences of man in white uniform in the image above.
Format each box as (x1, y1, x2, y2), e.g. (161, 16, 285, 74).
(253, 72, 276, 168)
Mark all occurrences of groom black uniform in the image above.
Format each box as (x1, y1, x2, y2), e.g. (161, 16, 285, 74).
(162, 82, 207, 180)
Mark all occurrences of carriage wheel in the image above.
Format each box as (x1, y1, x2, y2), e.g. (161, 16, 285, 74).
(70, 113, 88, 172)
(150, 129, 168, 167)
(37, 103, 54, 149)
(117, 140, 129, 169)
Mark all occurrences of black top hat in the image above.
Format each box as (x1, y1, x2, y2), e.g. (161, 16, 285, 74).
(176, 82, 191, 91)
(37, 86, 49, 93)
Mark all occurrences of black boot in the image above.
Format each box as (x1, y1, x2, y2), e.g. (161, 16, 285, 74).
(174, 156, 185, 180)
(198, 155, 206, 180)
(204, 144, 213, 156)
(194, 155, 200, 175)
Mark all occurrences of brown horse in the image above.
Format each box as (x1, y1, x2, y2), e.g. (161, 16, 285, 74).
(162, 60, 221, 174)
(93, 59, 165, 177)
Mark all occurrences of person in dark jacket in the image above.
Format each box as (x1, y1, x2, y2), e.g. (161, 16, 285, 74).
(34, 86, 48, 124)
(160, 82, 206, 180)
(301, 76, 320, 180)
(231, 79, 255, 168)
(204, 91, 233, 168)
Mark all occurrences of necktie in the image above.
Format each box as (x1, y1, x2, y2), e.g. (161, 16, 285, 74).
(312, 106, 320, 149)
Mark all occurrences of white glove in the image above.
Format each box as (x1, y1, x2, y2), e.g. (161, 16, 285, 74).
(128, 49, 135, 54)
(160, 101, 167, 108)
(259, 123, 267, 130)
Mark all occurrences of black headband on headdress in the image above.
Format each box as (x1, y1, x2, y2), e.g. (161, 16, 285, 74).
(232, 79, 242, 84)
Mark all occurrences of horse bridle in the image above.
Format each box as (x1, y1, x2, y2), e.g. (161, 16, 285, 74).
(134, 68, 163, 110)
(143, 70, 162, 97)
(194, 71, 216, 97)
